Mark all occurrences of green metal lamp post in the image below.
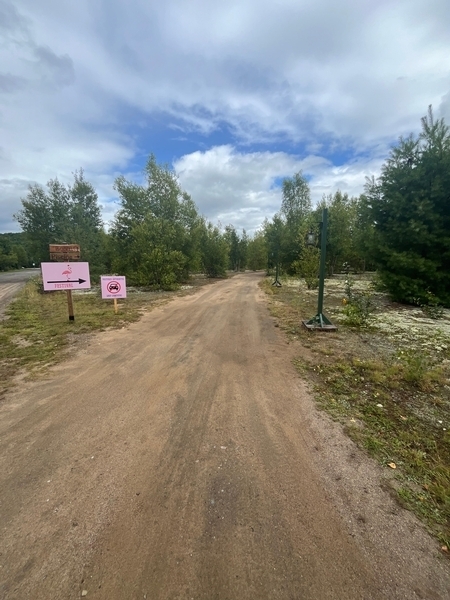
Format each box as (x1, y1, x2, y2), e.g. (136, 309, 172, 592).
(302, 208, 337, 331)
(271, 251, 282, 287)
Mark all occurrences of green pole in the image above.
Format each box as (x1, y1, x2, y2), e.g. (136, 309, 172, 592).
(317, 208, 327, 316)
(302, 207, 336, 330)
(272, 247, 282, 287)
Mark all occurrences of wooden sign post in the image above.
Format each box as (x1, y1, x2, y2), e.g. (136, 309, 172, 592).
(45, 245, 86, 321)
(41, 244, 91, 321)
(67, 290, 75, 321)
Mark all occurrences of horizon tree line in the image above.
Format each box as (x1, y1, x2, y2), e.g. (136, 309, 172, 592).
(10, 106, 450, 307)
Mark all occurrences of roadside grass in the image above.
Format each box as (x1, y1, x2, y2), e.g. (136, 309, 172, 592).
(261, 275, 450, 549)
(0, 275, 214, 400)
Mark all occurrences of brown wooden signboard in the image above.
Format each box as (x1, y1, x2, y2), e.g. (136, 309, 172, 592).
(49, 244, 80, 262)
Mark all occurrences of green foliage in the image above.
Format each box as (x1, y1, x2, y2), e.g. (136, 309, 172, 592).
(0, 233, 31, 270)
(341, 277, 376, 327)
(396, 349, 430, 388)
(116, 215, 188, 288)
(264, 175, 362, 280)
(266, 215, 310, 277)
(67, 170, 105, 275)
(293, 246, 319, 289)
(0, 247, 18, 271)
(353, 194, 377, 272)
(0, 252, 16, 270)
(110, 155, 203, 288)
(264, 214, 286, 273)
(415, 291, 444, 320)
(278, 171, 313, 270)
(366, 106, 450, 306)
(133, 248, 186, 290)
(224, 225, 248, 271)
(14, 170, 105, 273)
(247, 230, 267, 270)
(261, 172, 315, 277)
(200, 222, 229, 278)
(281, 171, 311, 224)
(314, 191, 360, 275)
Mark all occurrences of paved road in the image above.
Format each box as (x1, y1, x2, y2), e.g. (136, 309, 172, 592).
(0, 268, 40, 316)
(1, 273, 449, 599)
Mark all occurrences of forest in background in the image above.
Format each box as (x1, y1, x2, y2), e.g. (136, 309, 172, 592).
(6, 107, 450, 308)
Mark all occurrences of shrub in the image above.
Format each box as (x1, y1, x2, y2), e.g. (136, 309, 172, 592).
(293, 247, 320, 290)
(415, 291, 444, 320)
(342, 277, 376, 327)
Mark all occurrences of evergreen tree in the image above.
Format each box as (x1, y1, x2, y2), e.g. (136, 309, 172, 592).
(366, 106, 450, 306)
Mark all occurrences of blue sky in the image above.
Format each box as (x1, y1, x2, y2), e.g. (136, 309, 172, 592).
(1, 0, 449, 233)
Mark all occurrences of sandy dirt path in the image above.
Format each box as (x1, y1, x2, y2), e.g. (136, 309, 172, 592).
(1, 273, 449, 599)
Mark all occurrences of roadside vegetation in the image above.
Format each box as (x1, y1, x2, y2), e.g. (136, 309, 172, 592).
(0, 275, 216, 401)
(11, 159, 255, 285)
(262, 275, 450, 549)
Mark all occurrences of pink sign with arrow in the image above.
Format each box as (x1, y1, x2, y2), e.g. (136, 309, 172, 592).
(41, 262, 91, 291)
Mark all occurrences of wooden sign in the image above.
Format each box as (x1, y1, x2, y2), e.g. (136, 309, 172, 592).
(49, 244, 80, 261)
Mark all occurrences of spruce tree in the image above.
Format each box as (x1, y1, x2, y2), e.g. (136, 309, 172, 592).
(366, 107, 450, 306)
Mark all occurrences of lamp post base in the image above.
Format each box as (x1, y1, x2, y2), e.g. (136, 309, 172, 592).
(302, 312, 337, 331)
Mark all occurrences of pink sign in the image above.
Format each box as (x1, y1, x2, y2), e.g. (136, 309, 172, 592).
(41, 262, 91, 291)
(100, 276, 127, 299)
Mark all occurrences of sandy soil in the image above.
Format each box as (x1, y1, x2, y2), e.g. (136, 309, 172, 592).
(0, 272, 449, 599)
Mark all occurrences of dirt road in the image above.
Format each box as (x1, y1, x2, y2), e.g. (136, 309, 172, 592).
(0, 269, 40, 317)
(1, 273, 449, 599)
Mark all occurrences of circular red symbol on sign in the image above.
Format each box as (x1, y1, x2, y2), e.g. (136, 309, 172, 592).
(107, 281, 121, 294)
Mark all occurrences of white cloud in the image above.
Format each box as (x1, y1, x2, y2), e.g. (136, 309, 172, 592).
(175, 146, 300, 231)
(1, 0, 449, 232)
(175, 145, 384, 233)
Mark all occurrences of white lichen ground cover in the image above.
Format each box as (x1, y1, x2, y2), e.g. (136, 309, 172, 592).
(285, 276, 450, 347)
(284, 275, 450, 431)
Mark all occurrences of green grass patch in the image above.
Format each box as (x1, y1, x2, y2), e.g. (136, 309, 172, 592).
(261, 275, 450, 548)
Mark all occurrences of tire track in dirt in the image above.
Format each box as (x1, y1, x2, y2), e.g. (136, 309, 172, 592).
(0, 273, 449, 599)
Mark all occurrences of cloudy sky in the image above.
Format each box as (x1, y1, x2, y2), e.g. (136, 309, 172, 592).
(1, 0, 449, 233)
